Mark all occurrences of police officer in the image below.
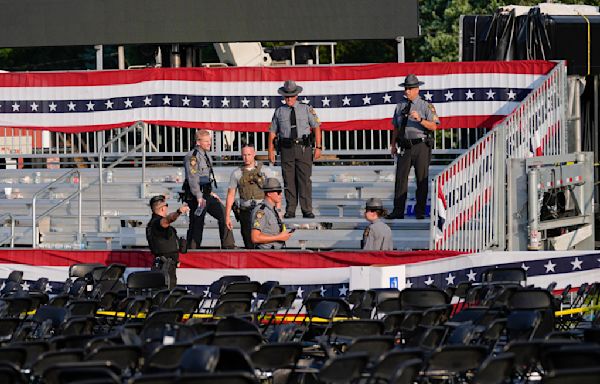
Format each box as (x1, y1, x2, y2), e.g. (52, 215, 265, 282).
(387, 74, 440, 220)
(147, 195, 190, 289)
(251, 178, 293, 249)
(268, 80, 322, 219)
(224, 143, 275, 249)
(362, 198, 393, 251)
(183, 129, 235, 249)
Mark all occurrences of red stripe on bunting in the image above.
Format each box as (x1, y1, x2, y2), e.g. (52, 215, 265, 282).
(0, 249, 464, 269)
(1, 115, 506, 133)
(0, 61, 557, 87)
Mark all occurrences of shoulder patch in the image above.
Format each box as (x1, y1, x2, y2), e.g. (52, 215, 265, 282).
(253, 220, 261, 228)
(256, 211, 265, 219)
(189, 156, 198, 174)
(428, 103, 437, 114)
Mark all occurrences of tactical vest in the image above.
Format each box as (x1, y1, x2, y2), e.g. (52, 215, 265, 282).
(146, 214, 179, 259)
(238, 163, 265, 201)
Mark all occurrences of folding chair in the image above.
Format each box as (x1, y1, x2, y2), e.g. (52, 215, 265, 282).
(472, 352, 515, 384)
(143, 342, 193, 374)
(86, 344, 143, 374)
(0, 362, 26, 384)
(317, 352, 370, 384)
(212, 331, 263, 353)
(176, 372, 259, 384)
(178, 344, 220, 374)
(250, 342, 302, 383)
(422, 345, 488, 383)
(370, 349, 424, 383)
(388, 358, 423, 384)
(42, 361, 121, 384)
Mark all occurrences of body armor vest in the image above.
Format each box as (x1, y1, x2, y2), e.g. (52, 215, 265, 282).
(146, 214, 179, 258)
(238, 163, 265, 201)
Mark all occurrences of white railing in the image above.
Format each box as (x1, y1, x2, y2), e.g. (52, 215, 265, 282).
(431, 61, 567, 251)
(0, 125, 485, 166)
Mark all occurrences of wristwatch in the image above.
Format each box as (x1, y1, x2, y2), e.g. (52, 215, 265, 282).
(176, 208, 182, 215)
(315, 146, 323, 150)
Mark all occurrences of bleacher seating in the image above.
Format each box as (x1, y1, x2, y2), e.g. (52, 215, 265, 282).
(0, 165, 444, 250)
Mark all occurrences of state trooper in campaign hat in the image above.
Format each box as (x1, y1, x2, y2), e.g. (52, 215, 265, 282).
(261, 177, 284, 192)
(387, 74, 440, 220)
(278, 80, 303, 96)
(399, 73, 425, 88)
(362, 197, 393, 251)
(268, 80, 322, 219)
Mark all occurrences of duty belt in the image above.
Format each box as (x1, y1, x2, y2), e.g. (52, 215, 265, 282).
(281, 137, 310, 146)
(407, 138, 427, 145)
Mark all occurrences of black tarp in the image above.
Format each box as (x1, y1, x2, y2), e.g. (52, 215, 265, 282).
(0, 0, 419, 48)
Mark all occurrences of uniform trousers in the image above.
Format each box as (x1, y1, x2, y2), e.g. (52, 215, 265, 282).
(393, 141, 431, 217)
(187, 194, 235, 249)
(152, 256, 177, 289)
(280, 144, 313, 215)
(239, 207, 254, 249)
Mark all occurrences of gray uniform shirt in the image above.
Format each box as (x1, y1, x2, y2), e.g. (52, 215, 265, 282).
(362, 219, 393, 251)
(228, 163, 276, 207)
(269, 101, 320, 138)
(252, 200, 284, 249)
(392, 96, 440, 140)
(184, 146, 211, 199)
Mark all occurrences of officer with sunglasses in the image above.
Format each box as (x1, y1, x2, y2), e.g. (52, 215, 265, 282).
(147, 195, 190, 288)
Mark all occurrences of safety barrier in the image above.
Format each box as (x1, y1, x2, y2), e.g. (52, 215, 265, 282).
(431, 61, 567, 251)
(0, 124, 479, 166)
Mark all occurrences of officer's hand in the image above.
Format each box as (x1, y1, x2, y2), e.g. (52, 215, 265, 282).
(210, 192, 222, 203)
(410, 110, 421, 121)
(225, 216, 233, 230)
(198, 197, 206, 210)
(268, 150, 276, 164)
(179, 204, 190, 214)
(279, 230, 292, 242)
(390, 144, 398, 156)
(314, 148, 322, 160)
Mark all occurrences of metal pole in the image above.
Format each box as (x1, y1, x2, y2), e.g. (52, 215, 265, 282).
(527, 168, 541, 251)
(118, 46, 126, 69)
(77, 170, 82, 245)
(141, 122, 147, 198)
(396, 36, 405, 63)
(171, 44, 181, 67)
(10, 216, 14, 248)
(99, 134, 104, 219)
(32, 196, 37, 247)
(94, 45, 103, 70)
(594, 75, 599, 208)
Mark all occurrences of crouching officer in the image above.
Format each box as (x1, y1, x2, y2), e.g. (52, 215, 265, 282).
(147, 195, 190, 289)
(251, 178, 293, 249)
(362, 198, 393, 251)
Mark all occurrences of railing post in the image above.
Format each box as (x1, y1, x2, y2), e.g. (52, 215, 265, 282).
(141, 122, 147, 199)
(77, 170, 82, 245)
(98, 130, 104, 220)
(494, 127, 507, 251)
(32, 196, 37, 248)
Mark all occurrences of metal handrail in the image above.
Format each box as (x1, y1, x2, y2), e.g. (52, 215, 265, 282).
(0, 213, 15, 247)
(32, 169, 82, 248)
(98, 121, 147, 219)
